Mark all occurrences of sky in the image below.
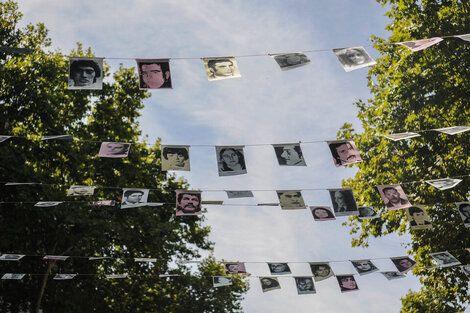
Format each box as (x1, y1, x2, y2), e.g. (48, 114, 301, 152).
(15, 0, 457, 312)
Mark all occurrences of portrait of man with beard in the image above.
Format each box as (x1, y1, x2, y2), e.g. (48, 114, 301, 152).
(175, 190, 202, 216)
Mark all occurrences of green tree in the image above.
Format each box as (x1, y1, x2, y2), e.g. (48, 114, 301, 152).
(338, 0, 470, 312)
(0, 1, 247, 312)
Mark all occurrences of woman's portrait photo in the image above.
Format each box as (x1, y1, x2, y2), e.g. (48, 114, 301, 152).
(332, 46, 376, 72)
(391, 256, 417, 273)
(216, 146, 247, 176)
(310, 206, 336, 221)
(260, 277, 281, 293)
(336, 275, 359, 293)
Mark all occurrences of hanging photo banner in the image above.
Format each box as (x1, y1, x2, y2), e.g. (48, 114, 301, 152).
(396, 37, 443, 52)
(41, 135, 73, 141)
(68, 57, 104, 90)
(216, 146, 247, 176)
(0, 254, 25, 261)
(336, 275, 359, 293)
(327, 140, 362, 167)
(351, 259, 379, 275)
(136, 59, 172, 89)
(0, 46, 32, 54)
(67, 185, 95, 196)
(381, 271, 406, 280)
(161, 145, 191, 171)
(328, 188, 359, 216)
(121, 189, 149, 209)
(0, 135, 12, 143)
(425, 178, 462, 190)
(2, 273, 26, 280)
(434, 126, 470, 135)
(34, 202, 62, 207)
(260, 277, 281, 293)
(405, 206, 432, 230)
(106, 273, 128, 279)
(202, 57, 241, 81)
(309, 262, 334, 282)
(390, 256, 417, 273)
(53, 274, 76, 280)
(43, 255, 69, 261)
(384, 132, 420, 141)
(175, 190, 202, 216)
(429, 251, 461, 268)
(277, 190, 306, 210)
(456, 202, 470, 227)
(271, 52, 311, 71)
(223, 262, 247, 274)
(310, 206, 336, 221)
(376, 184, 412, 210)
(98, 142, 131, 158)
(332, 46, 376, 72)
(294, 277, 316, 295)
(267, 263, 291, 275)
(226, 190, 254, 199)
(272, 143, 306, 166)
(357, 206, 379, 219)
(454, 33, 470, 42)
(213, 276, 233, 287)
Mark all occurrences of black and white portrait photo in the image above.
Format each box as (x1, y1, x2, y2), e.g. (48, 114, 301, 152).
(396, 37, 443, 52)
(358, 206, 379, 219)
(435, 126, 470, 135)
(202, 57, 241, 81)
(34, 202, 63, 207)
(224, 262, 247, 274)
(384, 132, 420, 141)
(310, 206, 336, 221)
(226, 190, 254, 199)
(328, 188, 358, 216)
(461, 265, 470, 278)
(0, 254, 25, 261)
(456, 202, 470, 227)
(425, 178, 462, 191)
(267, 263, 291, 275)
(430, 251, 461, 268)
(405, 206, 432, 230)
(309, 262, 334, 282)
(121, 189, 149, 209)
(273, 144, 306, 166)
(216, 146, 247, 176)
(53, 274, 76, 280)
(351, 259, 379, 275)
(327, 140, 362, 167)
(43, 255, 69, 261)
(294, 277, 316, 295)
(377, 184, 411, 210)
(213, 276, 233, 287)
(271, 52, 311, 71)
(336, 275, 359, 293)
(332, 46, 376, 72)
(136, 59, 172, 89)
(98, 142, 131, 158)
(175, 190, 202, 216)
(260, 277, 281, 292)
(161, 145, 190, 171)
(277, 190, 306, 210)
(2, 273, 25, 280)
(391, 256, 417, 273)
(381, 271, 406, 280)
(68, 57, 103, 90)
(67, 185, 95, 196)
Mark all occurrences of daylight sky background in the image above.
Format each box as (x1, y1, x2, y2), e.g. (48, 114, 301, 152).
(16, 0, 467, 312)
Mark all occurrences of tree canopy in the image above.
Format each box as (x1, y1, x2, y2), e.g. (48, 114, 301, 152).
(0, 1, 247, 312)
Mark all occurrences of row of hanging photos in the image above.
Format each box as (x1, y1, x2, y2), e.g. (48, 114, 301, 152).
(1, 126, 469, 175)
(0, 34, 464, 90)
(1, 252, 469, 294)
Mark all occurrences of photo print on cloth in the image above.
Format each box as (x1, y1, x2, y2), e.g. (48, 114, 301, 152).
(351, 259, 379, 275)
(216, 146, 247, 176)
(161, 145, 190, 171)
(358, 206, 379, 219)
(2, 273, 26, 280)
(67, 185, 95, 196)
(226, 190, 254, 199)
(336, 275, 359, 293)
(260, 277, 281, 293)
(384, 132, 421, 141)
(430, 251, 461, 268)
(381, 271, 406, 280)
(223, 262, 246, 274)
(98, 142, 131, 158)
(390, 256, 417, 273)
(327, 140, 362, 167)
(434, 126, 470, 135)
(272, 144, 306, 166)
(310, 206, 336, 221)
(202, 57, 241, 81)
(309, 262, 334, 282)
(175, 190, 202, 216)
(328, 188, 358, 216)
(121, 189, 149, 209)
(0, 254, 25, 261)
(396, 37, 443, 52)
(136, 59, 172, 89)
(213, 276, 233, 287)
(277, 190, 306, 210)
(405, 206, 432, 230)
(332, 46, 376, 72)
(271, 52, 311, 71)
(377, 184, 411, 210)
(425, 178, 462, 191)
(68, 57, 103, 90)
(294, 277, 316, 295)
(456, 202, 470, 227)
(267, 263, 291, 275)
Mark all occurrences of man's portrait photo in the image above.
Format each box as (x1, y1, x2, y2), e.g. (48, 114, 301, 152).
(425, 178, 462, 191)
(226, 190, 254, 199)
(271, 52, 311, 71)
(336, 275, 359, 293)
(0, 254, 25, 261)
(121, 189, 149, 209)
(377, 184, 411, 210)
(327, 140, 362, 167)
(67, 185, 95, 197)
(273, 144, 306, 166)
(406, 206, 432, 230)
(294, 277, 316, 295)
(351, 259, 379, 275)
(68, 57, 103, 90)
(136, 59, 172, 89)
(332, 46, 376, 72)
(309, 262, 334, 282)
(310, 206, 336, 221)
(430, 251, 461, 268)
(277, 190, 306, 210)
(216, 146, 247, 176)
(213, 276, 233, 287)
(397, 37, 443, 52)
(328, 188, 358, 216)
(98, 142, 131, 158)
(358, 206, 379, 219)
(175, 190, 202, 216)
(381, 271, 405, 280)
(161, 145, 190, 171)
(224, 262, 246, 274)
(456, 202, 470, 227)
(259, 277, 281, 293)
(267, 263, 291, 275)
(202, 57, 241, 81)
(2, 273, 25, 280)
(391, 256, 417, 273)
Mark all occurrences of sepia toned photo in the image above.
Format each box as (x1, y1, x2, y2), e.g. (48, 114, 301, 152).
(358, 206, 379, 219)
(161, 145, 190, 171)
(68, 57, 103, 90)
(377, 184, 411, 210)
(327, 140, 362, 167)
(328, 188, 358, 216)
(277, 190, 306, 210)
(267, 263, 291, 275)
(136, 59, 172, 89)
(336, 275, 359, 293)
(216, 146, 247, 176)
(383, 132, 421, 141)
(425, 178, 462, 191)
(456, 202, 470, 227)
(67, 185, 95, 196)
(213, 276, 233, 287)
(430, 251, 461, 268)
(396, 37, 443, 52)
(260, 277, 281, 292)
(391, 256, 417, 273)
(98, 142, 131, 158)
(351, 259, 379, 275)
(310, 206, 336, 221)
(405, 206, 432, 230)
(273, 144, 306, 166)
(309, 262, 334, 282)
(224, 262, 246, 274)
(294, 277, 316, 295)
(332, 46, 376, 72)
(271, 52, 311, 71)
(202, 57, 241, 81)
(175, 190, 202, 216)
(226, 190, 254, 199)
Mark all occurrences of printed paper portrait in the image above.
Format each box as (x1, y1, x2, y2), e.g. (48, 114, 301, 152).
(259, 277, 281, 292)
(384, 132, 421, 141)
(294, 277, 316, 295)
(461, 265, 470, 278)
(121, 188, 149, 209)
(336, 275, 359, 293)
(136, 59, 172, 89)
(224, 262, 246, 274)
(226, 190, 254, 199)
(328, 188, 358, 216)
(430, 251, 461, 268)
(213, 276, 233, 287)
(351, 259, 379, 275)
(216, 146, 247, 176)
(405, 206, 432, 230)
(396, 37, 443, 52)
(434, 126, 470, 135)
(310, 206, 336, 221)
(358, 206, 379, 219)
(456, 202, 470, 227)
(267, 263, 291, 275)
(67, 185, 95, 196)
(309, 262, 334, 282)
(332, 46, 376, 72)
(277, 190, 306, 210)
(68, 57, 104, 90)
(43, 255, 69, 261)
(425, 178, 462, 191)
(0, 254, 25, 261)
(377, 184, 411, 210)
(202, 57, 241, 81)
(53, 274, 76, 280)
(98, 142, 131, 158)
(175, 190, 202, 216)
(381, 271, 405, 280)
(271, 52, 311, 71)
(2, 273, 25, 280)
(272, 144, 306, 166)
(327, 140, 362, 167)
(161, 145, 190, 171)
(390, 256, 417, 273)
(34, 202, 62, 207)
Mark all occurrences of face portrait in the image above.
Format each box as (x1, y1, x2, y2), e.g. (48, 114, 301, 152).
(217, 147, 247, 176)
(68, 58, 103, 90)
(329, 189, 358, 216)
(99, 142, 130, 158)
(295, 277, 316, 294)
(379, 185, 410, 210)
(211, 61, 234, 77)
(67, 185, 95, 196)
(315, 266, 330, 277)
(392, 257, 416, 273)
(314, 208, 329, 218)
(72, 65, 95, 86)
(226, 190, 254, 199)
(333, 46, 376, 72)
(337, 275, 358, 292)
(352, 260, 378, 275)
(381, 271, 405, 280)
(310, 263, 334, 281)
(278, 191, 305, 210)
(121, 189, 149, 209)
(281, 146, 303, 165)
(137, 59, 172, 89)
(384, 188, 400, 202)
(399, 259, 412, 268)
(358, 206, 378, 218)
(268, 263, 291, 274)
(334, 191, 345, 208)
(272, 53, 311, 71)
(431, 252, 460, 266)
(224, 262, 246, 274)
(345, 49, 366, 65)
(161, 146, 190, 171)
(460, 204, 470, 219)
(204, 57, 241, 81)
(126, 192, 143, 204)
(328, 140, 362, 167)
(176, 192, 201, 215)
(260, 277, 280, 292)
(310, 207, 336, 221)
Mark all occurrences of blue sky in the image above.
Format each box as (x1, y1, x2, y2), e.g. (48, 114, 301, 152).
(16, 0, 445, 312)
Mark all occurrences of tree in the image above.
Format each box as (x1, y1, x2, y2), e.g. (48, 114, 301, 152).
(338, 0, 470, 311)
(0, 1, 247, 312)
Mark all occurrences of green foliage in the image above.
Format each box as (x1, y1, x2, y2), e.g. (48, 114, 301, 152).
(0, 1, 247, 312)
(338, 0, 470, 311)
